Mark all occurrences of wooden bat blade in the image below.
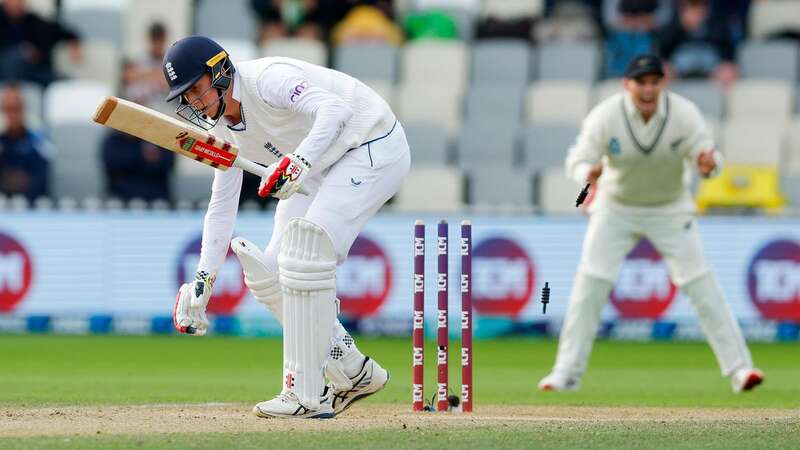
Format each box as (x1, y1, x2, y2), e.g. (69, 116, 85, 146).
(92, 96, 239, 171)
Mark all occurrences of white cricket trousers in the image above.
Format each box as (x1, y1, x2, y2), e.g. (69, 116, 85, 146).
(262, 121, 410, 269)
(553, 208, 753, 378)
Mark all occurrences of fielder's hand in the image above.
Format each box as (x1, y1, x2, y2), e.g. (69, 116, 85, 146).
(173, 271, 215, 336)
(258, 154, 311, 200)
(586, 162, 603, 184)
(697, 150, 718, 178)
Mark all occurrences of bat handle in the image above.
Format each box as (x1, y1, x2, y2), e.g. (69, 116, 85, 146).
(233, 156, 310, 196)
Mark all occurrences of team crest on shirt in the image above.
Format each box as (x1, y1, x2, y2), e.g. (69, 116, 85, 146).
(608, 137, 621, 155)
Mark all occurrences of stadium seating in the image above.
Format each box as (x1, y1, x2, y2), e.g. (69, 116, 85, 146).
(749, 0, 800, 40)
(471, 39, 531, 89)
(195, 0, 258, 42)
(54, 40, 121, 86)
(456, 117, 518, 170)
(696, 165, 785, 213)
(405, 123, 450, 166)
(27, 0, 57, 18)
(592, 78, 622, 105)
(467, 166, 534, 208)
(522, 124, 577, 171)
(670, 81, 725, 120)
(401, 40, 470, 93)
(722, 119, 786, 166)
(537, 41, 600, 82)
(122, 0, 192, 58)
(214, 39, 259, 63)
(727, 80, 794, 121)
(363, 80, 395, 108)
(463, 85, 525, 123)
(171, 158, 214, 204)
(738, 40, 799, 83)
(396, 83, 462, 133)
(538, 167, 580, 214)
(334, 43, 398, 83)
(44, 80, 112, 126)
(526, 81, 591, 126)
(50, 124, 106, 199)
(786, 119, 800, 173)
(481, 0, 544, 19)
(261, 38, 328, 66)
(394, 167, 464, 212)
(62, 4, 124, 48)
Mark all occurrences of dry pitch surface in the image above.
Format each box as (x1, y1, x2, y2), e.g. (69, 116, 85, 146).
(3, 404, 799, 438)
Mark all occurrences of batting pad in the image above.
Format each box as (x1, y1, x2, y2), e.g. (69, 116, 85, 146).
(278, 218, 338, 409)
(231, 237, 283, 323)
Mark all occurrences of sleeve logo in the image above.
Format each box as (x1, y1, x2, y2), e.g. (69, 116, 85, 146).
(289, 81, 308, 103)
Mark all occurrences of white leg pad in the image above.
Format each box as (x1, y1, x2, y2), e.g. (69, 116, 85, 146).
(279, 218, 338, 410)
(231, 237, 283, 323)
(683, 273, 753, 376)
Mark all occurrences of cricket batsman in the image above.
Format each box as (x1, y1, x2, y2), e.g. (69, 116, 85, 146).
(538, 54, 764, 393)
(165, 36, 410, 418)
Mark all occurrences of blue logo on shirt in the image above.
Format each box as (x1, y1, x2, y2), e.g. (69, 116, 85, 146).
(609, 137, 621, 155)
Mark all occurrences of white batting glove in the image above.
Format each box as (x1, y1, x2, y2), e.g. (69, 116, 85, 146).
(257, 154, 311, 200)
(173, 271, 215, 336)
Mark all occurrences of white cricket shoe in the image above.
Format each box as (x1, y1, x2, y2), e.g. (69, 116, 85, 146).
(253, 390, 335, 419)
(730, 367, 764, 393)
(538, 372, 581, 392)
(329, 357, 390, 415)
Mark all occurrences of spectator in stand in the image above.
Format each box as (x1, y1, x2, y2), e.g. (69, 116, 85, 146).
(102, 130, 174, 202)
(0, 0, 82, 86)
(657, 0, 737, 89)
(121, 22, 169, 108)
(0, 85, 52, 201)
(330, 4, 403, 46)
(250, 0, 350, 42)
(102, 57, 174, 202)
(603, 0, 667, 77)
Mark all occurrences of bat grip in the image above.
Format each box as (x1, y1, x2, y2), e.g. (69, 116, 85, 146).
(233, 156, 310, 196)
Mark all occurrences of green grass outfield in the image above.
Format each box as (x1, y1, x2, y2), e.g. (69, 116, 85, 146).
(1, 335, 798, 449)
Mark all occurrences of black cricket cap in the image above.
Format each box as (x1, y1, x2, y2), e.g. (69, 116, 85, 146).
(624, 54, 665, 79)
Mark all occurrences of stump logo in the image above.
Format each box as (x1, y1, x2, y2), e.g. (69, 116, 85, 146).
(610, 238, 677, 318)
(176, 236, 247, 314)
(0, 231, 33, 312)
(747, 239, 800, 321)
(337, 235, 392, 318)
(472, 237, 534, 317)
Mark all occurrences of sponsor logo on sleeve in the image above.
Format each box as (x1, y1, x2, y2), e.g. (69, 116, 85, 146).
(289, 81, 308, 103)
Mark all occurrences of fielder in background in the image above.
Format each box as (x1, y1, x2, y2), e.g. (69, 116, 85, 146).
(539, 54, 763, 394)
(166, 36, 410, 418)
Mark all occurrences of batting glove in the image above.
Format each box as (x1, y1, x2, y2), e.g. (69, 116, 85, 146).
(258, 154, 311, 200)
(173, 271, 215, 336)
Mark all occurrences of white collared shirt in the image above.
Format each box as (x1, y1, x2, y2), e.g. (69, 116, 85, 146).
(566, 90, 716, 213)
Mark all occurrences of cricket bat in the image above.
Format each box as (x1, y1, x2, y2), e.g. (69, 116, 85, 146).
(92, 96, 274, 179)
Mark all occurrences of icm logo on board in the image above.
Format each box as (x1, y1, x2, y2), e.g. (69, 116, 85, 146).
(747, 239, 800, 320)
(472, 237, 535, 317)
(610, 238, 677, 318)
(337, 235, 392, 318)
(0, 231, 33, 312)
(176, 236, 248, 314)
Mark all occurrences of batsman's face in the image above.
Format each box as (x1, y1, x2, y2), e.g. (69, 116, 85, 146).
(183, 74, 220, 118)
(624, 74, 664, 118)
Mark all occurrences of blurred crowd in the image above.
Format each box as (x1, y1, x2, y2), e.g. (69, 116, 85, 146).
(0, 0, 796, 209)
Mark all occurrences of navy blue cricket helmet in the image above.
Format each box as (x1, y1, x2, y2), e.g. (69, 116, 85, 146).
(163, 36, 235, 129)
